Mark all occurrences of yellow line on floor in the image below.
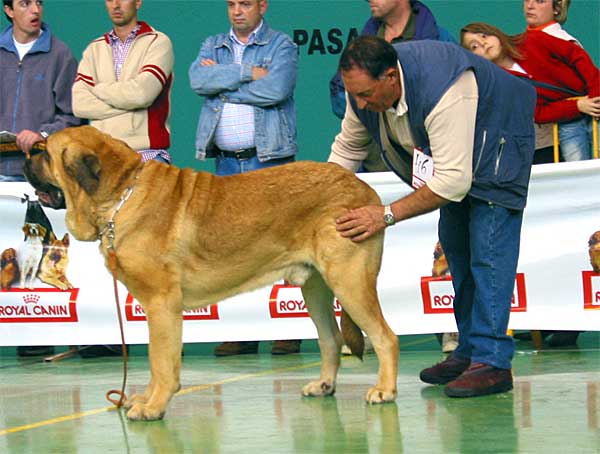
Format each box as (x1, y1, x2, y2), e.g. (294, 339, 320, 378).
(0, 359, 323, 437)
(0, 407, 116, 436)
(400, 336, 437, 348)
(0, 340, 435, 437)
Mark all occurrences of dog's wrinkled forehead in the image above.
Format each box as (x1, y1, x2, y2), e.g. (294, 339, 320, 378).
(48, 126, 110, 156)
(49, 131, 95, 156)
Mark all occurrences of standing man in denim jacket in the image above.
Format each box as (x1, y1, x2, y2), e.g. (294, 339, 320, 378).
(0, 0, 81, 183)
(329, 36, 536, 398)
(189, 0, 299, 356)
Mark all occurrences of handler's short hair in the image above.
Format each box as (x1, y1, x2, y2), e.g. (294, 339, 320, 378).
(3, 0, 14, 22)
(339, 36, 398, 80)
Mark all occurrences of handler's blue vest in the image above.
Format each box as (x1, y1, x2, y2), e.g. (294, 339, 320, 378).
(350, 40, 536, 210)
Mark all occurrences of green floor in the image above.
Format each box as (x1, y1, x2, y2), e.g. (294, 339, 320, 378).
(1, 333, 599, 453)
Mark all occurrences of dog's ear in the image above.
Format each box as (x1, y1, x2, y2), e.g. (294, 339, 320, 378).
(62, 233, 70, 247)
(22, 224, 31, 238)
(0, 248, 9, 266)
(37, 224, 47, 240)
(65, 152, 101, 195)
(48, 231, 57, 243)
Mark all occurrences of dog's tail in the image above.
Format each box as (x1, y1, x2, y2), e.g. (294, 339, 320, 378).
(340, 309, 364, 360)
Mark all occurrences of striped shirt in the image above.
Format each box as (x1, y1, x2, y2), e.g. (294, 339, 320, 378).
(213, 23, 263, 151)
(107, 25, 171, 163)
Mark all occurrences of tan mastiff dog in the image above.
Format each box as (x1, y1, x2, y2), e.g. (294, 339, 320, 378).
(24, 125, 398, 420)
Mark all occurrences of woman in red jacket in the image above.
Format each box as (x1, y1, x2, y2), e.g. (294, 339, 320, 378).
(460, 21, 600, 162)
(520, 0, 599, 161)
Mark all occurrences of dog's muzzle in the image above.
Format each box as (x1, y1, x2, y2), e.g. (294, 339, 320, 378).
(23, 156, 66, 210)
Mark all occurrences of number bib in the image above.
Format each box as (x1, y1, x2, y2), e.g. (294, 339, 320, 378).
(412, 147, 434, 189)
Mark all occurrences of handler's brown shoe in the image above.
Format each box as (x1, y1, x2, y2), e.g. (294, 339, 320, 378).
(271, 339, 301, 355)
(444, 362, 513, 398)
(420, 355, 470, 385)
(214, 341, 259, 357)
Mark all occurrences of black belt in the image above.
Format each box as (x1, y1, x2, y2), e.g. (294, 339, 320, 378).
(214, 147, 257, 159)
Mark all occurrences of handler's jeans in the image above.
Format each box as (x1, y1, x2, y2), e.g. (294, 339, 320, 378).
(559, 117, 596, 162)
(215, 155, 294, 176)
(439, 197, 524, 370)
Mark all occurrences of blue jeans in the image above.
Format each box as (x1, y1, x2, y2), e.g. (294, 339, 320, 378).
(215, 155, 294, 176)
(439, 197, 523, 370)
(559, 117, 596, 161)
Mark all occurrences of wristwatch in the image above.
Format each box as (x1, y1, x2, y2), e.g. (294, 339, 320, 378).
(40, 131, 49, 139)
(383, 205, 396, 226)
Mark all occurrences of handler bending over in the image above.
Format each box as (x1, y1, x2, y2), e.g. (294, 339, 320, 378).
(328, 36, 536, 398)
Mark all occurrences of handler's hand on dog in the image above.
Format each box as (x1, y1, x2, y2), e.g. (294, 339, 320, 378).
(16, 130, 44, 155)
(336, 205, 387, 242)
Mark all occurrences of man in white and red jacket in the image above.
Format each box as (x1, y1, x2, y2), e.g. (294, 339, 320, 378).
(72, 0, 174, 164)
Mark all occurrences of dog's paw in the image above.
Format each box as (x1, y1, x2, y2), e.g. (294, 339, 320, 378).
(365, 386, 397, 404)
(301, 379, 336, 397)
(126, 403, 165, 421)
(123, 394, 147, 410)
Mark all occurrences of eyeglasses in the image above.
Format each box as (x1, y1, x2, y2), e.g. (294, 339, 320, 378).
(16, 0, 43, 9)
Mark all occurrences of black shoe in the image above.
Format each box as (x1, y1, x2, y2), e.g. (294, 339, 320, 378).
(78, 345, 127, 358)
(17, 346, 55, 357)
(420, 355, 470, 385)
(546, 331, 580, 347)
(444, 362, 513, 398)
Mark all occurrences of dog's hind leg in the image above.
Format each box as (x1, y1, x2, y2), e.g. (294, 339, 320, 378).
(125, 296, 183, 421)
(324, 252, 398, 404)
(301, 270, 342, 398)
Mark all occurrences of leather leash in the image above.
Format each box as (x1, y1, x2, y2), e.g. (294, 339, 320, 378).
(100, 176, 141, 409)
(105, 248, 129, 408)
(0, 141, 46, 154)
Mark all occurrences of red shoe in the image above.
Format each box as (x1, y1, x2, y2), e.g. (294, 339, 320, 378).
(420, 355, 470, 385)
(444, 362, 513, 398)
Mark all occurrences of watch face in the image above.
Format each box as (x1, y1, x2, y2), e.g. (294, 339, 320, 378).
(384, 213, 395, 226)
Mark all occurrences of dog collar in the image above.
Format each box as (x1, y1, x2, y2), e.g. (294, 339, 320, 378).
(97, 175, 139, 249)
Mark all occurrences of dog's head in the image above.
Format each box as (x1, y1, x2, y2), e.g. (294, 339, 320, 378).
(1, 248, 18, 267)
(21, 195, 55, 244)
(45, 233, 70, 263)
(432, 241, 449, 277)
(23, 126, 142, 241)
(22, 222, 47, 241)
(589, 231, 600, 273)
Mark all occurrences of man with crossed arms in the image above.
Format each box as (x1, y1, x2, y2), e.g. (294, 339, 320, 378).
(73, 0, 174, 164)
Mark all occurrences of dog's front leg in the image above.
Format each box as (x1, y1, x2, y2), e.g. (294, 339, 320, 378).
(126, 304, 182, 421)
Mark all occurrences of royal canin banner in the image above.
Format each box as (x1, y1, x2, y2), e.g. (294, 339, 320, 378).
(1, 160, 599, 345)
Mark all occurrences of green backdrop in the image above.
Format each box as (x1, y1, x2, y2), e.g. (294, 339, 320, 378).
(3, 0, 599, 171)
